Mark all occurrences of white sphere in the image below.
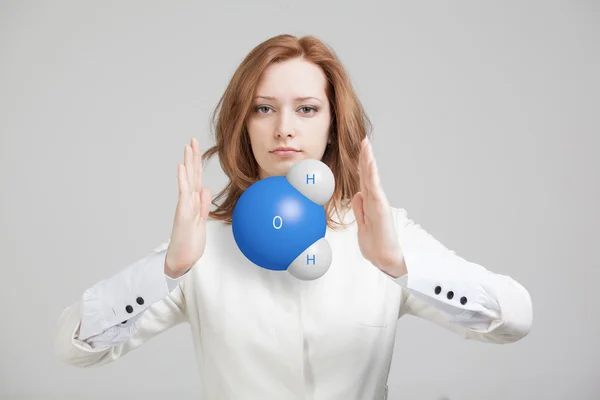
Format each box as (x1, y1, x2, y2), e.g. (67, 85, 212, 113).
(286, 159, 335, 206)
(287, 237, 332, 280)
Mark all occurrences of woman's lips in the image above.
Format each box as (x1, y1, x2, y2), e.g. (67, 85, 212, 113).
(271, 150, 300, 158)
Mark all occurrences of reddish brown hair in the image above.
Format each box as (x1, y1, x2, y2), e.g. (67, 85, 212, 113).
(203, 34, 372, 230)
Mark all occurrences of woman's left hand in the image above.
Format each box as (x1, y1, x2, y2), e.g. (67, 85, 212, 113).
(351, 137, 407, 278)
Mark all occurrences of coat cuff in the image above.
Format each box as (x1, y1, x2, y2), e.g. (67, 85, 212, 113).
(388, 247, 501, 323)
(77, 247, 188, 341)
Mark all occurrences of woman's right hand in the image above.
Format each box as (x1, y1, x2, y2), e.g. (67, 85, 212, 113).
(164, 137, 212, 278)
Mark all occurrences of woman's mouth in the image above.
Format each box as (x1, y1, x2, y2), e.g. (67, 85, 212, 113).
(271, 150, 300, 158)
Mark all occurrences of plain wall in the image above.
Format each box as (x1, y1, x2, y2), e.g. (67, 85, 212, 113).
(1, 0, 598, 398)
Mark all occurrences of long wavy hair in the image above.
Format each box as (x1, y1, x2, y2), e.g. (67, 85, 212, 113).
(202, 34, 372, 230)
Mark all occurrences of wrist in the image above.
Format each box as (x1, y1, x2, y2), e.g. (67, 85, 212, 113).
(379, 252, 407, 278)
(164, 260, 188, 279)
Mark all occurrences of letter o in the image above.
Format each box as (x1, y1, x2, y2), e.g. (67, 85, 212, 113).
(273, 215, 283, 229)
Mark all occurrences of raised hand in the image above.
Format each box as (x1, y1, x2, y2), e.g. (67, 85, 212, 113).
(164, 137, 212, 278)
(351, 137, 407, 277)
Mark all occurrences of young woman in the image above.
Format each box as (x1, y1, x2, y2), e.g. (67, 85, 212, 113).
(55, 34, 533, 399)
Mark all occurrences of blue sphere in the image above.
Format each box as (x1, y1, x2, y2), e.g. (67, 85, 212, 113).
(232, 176, 326, 271)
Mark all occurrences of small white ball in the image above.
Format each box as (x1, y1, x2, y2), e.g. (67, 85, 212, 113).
(287, 237, 332, 280)
(286, 159, 335, 206)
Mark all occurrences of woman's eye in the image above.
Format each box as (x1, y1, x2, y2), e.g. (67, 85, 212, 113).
(255, 106, 272, 113)
(299, 106, 317, 114)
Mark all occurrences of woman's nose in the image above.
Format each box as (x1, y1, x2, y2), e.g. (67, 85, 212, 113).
(276, 110, 296, 138)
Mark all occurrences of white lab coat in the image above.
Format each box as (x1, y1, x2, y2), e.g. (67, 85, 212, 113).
(55, 207, 533, 399)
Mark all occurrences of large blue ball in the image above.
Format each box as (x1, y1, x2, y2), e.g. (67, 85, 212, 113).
(232, 176, 326, 271)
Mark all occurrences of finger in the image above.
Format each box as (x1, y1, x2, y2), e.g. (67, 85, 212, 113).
(363, 138, 376, 198)
(191, 137, 203, 191)
(188, 139, 197, 190)
(358, 138, 369, 198)
(177, 164, 190, 198)
(184, 144, 194, 193)
(369, 159, 391, 211)
(366, 158, 379, 195)
(361, 139, 370, 192)
(367, 159, 386, 201)
(372, 158, 383, 192)
(365, 141, 381, 200)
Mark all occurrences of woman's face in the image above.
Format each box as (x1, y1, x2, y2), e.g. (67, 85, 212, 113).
(246, 57, 332, 179)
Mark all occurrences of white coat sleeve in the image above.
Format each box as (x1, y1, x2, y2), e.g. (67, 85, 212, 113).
(389, 207, 533, 344)
(76, 271, 186, 349)
(54, 240, 191, 366)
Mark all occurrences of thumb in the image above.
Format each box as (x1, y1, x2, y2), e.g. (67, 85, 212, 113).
(199, 187, 212, 220)
(352, 192, 365, 227)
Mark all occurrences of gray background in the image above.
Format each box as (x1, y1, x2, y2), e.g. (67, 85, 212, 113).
(1, 0, 598, 399)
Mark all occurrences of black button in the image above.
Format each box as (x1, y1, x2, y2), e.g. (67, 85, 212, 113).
(122, 320, 127, 324)
(125, 305, 133, 313)
(136, 297, 144, 305)
(447, 291, 454, 300)
(460, 296, 468, 305)
(434, 286, 442, 295)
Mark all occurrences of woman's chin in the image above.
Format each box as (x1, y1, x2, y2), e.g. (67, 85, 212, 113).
(260, 155, 306, 179)
(269, 163, 295, 178)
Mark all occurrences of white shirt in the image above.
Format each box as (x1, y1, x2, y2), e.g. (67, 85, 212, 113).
(55, 207, 533, 399)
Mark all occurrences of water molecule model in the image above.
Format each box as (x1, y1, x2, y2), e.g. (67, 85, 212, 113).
(232, 159, 335, 280)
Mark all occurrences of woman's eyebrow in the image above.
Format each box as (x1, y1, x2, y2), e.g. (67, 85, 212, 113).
(254, 95, 322, 103)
